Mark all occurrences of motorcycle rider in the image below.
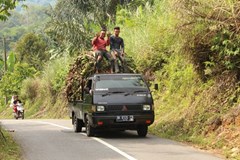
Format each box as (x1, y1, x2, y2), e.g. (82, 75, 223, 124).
(13, 95, 22, 105)
(11, 95, 22, 114)
(110, 26, 125, 73)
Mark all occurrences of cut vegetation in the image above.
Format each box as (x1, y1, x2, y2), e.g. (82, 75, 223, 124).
(0, 0, 240, 159)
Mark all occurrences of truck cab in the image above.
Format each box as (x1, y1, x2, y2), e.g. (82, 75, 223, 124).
(69, 73, 155, 137)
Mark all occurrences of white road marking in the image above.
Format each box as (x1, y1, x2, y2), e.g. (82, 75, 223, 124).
(91, 136, 137, 160)
(36, 121, 137, 160)
(36, 121, 72, 130)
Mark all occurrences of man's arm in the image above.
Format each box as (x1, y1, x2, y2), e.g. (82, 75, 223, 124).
(109, 36, 114, 50)
(121, 38, 125, 53)
(92, 37, 98, 46)
(92, 33, 100, 46)
(106, 38, 110, 46)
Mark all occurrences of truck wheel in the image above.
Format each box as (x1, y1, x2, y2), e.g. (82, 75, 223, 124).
(22, 112, 24, 120)
(86, 115, 95, 137)
(137, 125, 148, 137)
(73, 115, 82, 132)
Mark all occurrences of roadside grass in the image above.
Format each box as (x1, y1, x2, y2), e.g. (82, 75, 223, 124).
(0, 0, 240, 159)
(119, 0, 240, 159)
(149, 63, 240, 159)
(0, 125, 22, 160)
(0, 56, 71, 119)
(19, 56, 71, 119)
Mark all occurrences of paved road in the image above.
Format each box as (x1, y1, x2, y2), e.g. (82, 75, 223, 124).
(1, 119, 224, 160)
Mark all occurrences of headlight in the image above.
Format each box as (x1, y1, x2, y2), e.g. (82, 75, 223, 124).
(143, 105, 151, 111)
(96, 106, 105, 112)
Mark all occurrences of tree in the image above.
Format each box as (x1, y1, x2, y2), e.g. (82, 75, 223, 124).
(0, 4, 52, 55)
(0, 62, 36, 96)
(45, 0, 131, 56)
(0, 58, 3, 78)
(0, 52, 16, 79)
(0, 0, 25, 21)
(15, 32, 49, 70)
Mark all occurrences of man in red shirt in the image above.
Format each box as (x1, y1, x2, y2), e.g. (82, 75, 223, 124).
(92, 29, 113, 73)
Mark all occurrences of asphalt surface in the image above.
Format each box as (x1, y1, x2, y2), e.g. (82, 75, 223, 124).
(1, 119, 224, 160)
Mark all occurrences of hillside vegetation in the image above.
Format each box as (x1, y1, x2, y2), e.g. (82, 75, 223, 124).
(0, 125, 21, 160)
(0, 0, 240, 159)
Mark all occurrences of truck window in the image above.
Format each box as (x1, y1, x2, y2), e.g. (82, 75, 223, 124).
(84, 79, 92, 94)
(95, 76, 147, 89)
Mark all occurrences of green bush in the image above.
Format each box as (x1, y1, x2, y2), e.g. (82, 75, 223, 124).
(0, 126, 21, 160)
(42, 56, 72, 93)
(117, 0, 177, 74)
(175, 0, 240, 79)
(115, 1, 240, 158)
(20, 56, 72, 118)
(20, 78, 41, 100)
(0, 63, 37, 99)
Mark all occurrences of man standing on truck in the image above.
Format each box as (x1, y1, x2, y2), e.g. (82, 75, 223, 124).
(92, 28, 114, 73)
(110, 26, 125, 73)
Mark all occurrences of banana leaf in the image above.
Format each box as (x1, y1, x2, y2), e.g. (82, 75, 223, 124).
(7, 52, 16, 72)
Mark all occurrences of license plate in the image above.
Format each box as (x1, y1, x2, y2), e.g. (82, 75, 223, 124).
(116, 115, 134, 122)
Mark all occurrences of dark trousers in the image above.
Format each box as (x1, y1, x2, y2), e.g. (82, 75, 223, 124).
(95, 50, 114, 72)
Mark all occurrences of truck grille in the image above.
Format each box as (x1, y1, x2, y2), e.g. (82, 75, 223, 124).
(106, 105, 142, 111)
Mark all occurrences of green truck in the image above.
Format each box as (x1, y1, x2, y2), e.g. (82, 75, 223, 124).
(69, 73, 156, 137)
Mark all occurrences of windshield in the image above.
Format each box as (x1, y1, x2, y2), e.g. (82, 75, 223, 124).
(95, 75, 147, 90)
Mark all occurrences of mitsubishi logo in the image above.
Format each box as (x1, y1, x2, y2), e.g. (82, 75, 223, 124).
(122, 105, 128, 111)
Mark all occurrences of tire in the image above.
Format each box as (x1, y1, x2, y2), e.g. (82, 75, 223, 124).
(86, 115, 95, 137)
(14, 113, 17, 119)
(15, 113, 19, 120)
(137, 125, 148, 137)
(22, 112, 24, 120)
(73, 115, 82, 133)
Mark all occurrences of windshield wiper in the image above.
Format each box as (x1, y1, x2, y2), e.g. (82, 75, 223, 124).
(124, 90, 148, 96)
(102, 91, 126, 97)
(133, 90, 148, 94)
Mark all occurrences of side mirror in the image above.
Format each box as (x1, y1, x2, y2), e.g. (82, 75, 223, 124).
(154, 84, 159, 90)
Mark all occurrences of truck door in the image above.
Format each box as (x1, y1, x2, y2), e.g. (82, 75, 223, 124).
(82, 79, 93, 116)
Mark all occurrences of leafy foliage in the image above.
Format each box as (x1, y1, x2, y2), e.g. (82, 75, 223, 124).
(117, 1, 175, 76)
(7, 52, 16, 72)
(0, 127, 21, 160)
(20, 56, 72, 118)
(210, 29, 240, 74)
(0, 3, 53, 58)
(15, 32, 49, 70)
(45, 0, 134, 56)
(1, 1, 240, 158)
(0, 0, 25, 21)
(175, 0, 240, 79)
(0, 63, 36, 96)
(0, 59, 3, 77)
(42, 56, 72, 93)
(114, 0, 240, 158)
(0, 52, 16, 79)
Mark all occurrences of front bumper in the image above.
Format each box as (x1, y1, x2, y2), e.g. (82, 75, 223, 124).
(89, 111, 154, 130)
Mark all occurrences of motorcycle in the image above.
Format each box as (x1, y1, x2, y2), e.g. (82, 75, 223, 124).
(13, 103, 24, 120)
